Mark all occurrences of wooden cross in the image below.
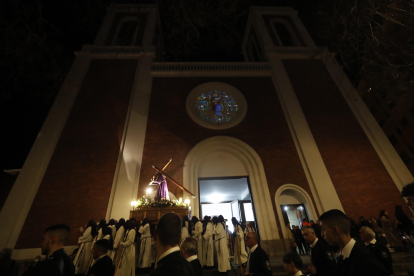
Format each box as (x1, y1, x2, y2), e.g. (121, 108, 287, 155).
(150, 158, 196, 198)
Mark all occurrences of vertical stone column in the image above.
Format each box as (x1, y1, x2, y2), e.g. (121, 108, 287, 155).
(0, 54, 92, 249)
(105, 54, 154, 220)
(268, 54, 344, 213)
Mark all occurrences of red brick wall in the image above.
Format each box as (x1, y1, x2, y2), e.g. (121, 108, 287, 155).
(15, 59, 137, 248)
(139, 77, 314, 238)
(283, 59, 409, 221)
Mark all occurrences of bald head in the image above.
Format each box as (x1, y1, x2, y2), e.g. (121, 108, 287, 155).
(180, 237, 198, 258)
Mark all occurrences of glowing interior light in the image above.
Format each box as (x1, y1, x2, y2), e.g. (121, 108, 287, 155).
(184, 198, 191, 205)
(179, 198, 183, 202)
(131, 201, 137, 206)
(284, 206, 288, 211)
(146, 188, 152, 194)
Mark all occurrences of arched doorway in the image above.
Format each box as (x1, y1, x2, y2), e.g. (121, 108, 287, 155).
(183, 136, 280, 255)
(275, 184, 319, 239)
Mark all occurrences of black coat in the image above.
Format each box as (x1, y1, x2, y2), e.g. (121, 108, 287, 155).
(150, 251, 195, 276)
(86, 255, 114, 276)
(189, 258, 204, 276)
(309, 239, 336, 276)
(22, 259, 62, 276)
(46, 248, 75, 276)
(363, 242, 393, 276)
(336, 243, 390, 276)
(247, 246, 272, 276)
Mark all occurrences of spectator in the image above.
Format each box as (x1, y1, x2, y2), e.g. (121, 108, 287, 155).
(378, 210, 404, 251)
(150, 213, 194, 276)
(87, 239, 114, 276)
(395, 205, 413, 235)
(293, 226, 305, 255)
(319, 209, 388, 276)
(282, 252, 304, 276)
(401, 182, 414, 208)
(180, 237, 204, 276)
(301, 226, 335, 276)
(285, 223, 296, 252)
(302, 219, 311, 227)
(23, 224, 74, 276)
(0, 248, 18, 276)
(243, 232, 272, 276)
(359, 226, 393, 276)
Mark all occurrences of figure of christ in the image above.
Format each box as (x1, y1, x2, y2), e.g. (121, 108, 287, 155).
(150, 173, 170, 201)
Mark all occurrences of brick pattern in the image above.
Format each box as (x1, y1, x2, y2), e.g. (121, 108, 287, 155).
(283, 59, 410, 220)
(15, 59, 137, 249)
(139, 77, 314, 238)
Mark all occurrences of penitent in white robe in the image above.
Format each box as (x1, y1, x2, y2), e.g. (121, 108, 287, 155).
(193, 221, 204, 266)
(233, 225, 248, 265)
(73, 226, 94, 274)
(202, 222, 214, 267)
(112, 226, 125, 262)
(181, 226, 189, 243)
(115, 229, 136, 276)
(137, 224, 152, 268)
(214, 223, 231, 272)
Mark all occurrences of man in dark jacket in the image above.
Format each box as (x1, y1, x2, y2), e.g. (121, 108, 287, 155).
(360, 226, 393, 276)
(301, 226, 335, 276)
(23, 224, 74, 276)
(150, 213, 195, 276)
(86, 239, 114, 276)
(319, 209, 389, 276)
(243, 232, 272, 276)
(180, 237, 204, 276)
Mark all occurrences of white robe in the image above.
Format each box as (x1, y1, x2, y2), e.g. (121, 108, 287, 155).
(233, 225, 247, 265)
(73, 226, 94, 274)
(116, 229, 136, 276)
(181, 226, 189, 243)
(202, 222, 214, 267)
(193, 221, 204, 266)
(112, 226, 125, 262)
(137, 224, 152, 268)
(214, 223, 231, 272)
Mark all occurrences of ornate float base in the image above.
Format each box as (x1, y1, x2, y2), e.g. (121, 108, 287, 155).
(130, 206, 189, 223)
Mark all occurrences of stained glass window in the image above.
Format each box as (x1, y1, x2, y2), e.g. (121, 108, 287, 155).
(194, 90, 239, 124)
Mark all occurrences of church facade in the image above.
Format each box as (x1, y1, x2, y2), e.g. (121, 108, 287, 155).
(1, 4, 412, 259)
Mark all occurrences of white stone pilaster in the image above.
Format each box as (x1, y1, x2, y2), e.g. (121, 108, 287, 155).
(324, 56, 414, 191)
(268, 54, 344, 213)
(105, 55, 154, 220)
(0, 54, 91, 250)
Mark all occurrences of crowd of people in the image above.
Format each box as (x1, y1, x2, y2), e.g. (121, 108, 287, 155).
(2, 182, 413, 276)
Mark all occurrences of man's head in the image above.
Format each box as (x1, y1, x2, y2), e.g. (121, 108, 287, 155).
(402, 182, 414, 207)
(359, 216, 365, 222)
(180, 237, 198, 259)
(92, 239, 109, 259)
(359, 227, 375, 243)
(0, 248, 12, 260)
(245, 232, 259, 249)
(292, 225, 296, 230)
(318, 209, 350, 247)
(286, 222, 290, 228)
(154, 213, 181, 252)
(301, 226, 316, 244)
(41, 224, 70, 255)
(283, 252, 303, 275)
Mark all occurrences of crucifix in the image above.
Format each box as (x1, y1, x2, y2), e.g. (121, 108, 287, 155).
(149, 158, 196, 201)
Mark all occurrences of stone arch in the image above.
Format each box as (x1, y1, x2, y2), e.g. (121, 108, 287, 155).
(275, 184, 318, 239)
(183, 136, 279, 242)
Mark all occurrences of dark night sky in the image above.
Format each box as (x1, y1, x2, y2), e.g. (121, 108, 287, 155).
(1, 0, 324, 170)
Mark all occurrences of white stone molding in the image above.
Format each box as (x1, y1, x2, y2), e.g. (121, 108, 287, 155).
(185, 82, 247, 130)
(268, 54, 344, 214)
(78, 45, 155, 59)
(94, 9, 116, 45)
(110, 16, 141, 46)
(275, 184, 319, 239)
(142, 7, 157, 47)
(0, 55, 92, 250)
(105, 55, 154, 221)
(183, 136, 280, 241)
(151, 62, 271, 77)
(323, 55, 414, 191)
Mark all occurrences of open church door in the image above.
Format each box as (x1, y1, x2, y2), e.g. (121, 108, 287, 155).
(231, 200, 241, 221)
